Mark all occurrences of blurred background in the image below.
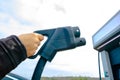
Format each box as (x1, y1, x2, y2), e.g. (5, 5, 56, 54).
(0, 0, 120, 79)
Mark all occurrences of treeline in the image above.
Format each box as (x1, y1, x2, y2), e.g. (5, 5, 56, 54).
(41, 77, 103, 80)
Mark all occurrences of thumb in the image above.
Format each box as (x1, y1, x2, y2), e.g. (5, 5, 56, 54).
(34, 33, 44, 41)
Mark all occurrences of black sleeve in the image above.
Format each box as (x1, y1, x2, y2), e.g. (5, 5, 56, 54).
(0, 35, 27, 79)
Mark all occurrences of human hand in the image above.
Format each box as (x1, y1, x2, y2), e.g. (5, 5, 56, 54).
(18, 33, 44, 57)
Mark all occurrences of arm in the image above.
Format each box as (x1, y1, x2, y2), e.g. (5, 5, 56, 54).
(0, 35, 27, 79)
(0, 33, 44, 79)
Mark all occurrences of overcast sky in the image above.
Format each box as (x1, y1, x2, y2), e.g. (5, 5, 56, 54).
(0, 0, 120, 79)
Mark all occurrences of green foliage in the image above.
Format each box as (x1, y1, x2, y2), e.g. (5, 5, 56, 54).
(42, 77, 56, 80)
(41, 77, 101, 80)
(71, 77, 87, 80)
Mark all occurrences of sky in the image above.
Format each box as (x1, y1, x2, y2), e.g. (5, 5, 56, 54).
(0, 0, 120, 79)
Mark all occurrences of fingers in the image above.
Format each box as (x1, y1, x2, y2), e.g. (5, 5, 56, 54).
(34, 33, 44, 46)
(28, 33, 44, 57)
(18, 33, 44, 57)
(28, 44, 38, 56)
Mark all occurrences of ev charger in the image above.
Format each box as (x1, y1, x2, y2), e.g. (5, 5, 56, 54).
(92, 10, 120, 80)
(93, 11, 120, 51)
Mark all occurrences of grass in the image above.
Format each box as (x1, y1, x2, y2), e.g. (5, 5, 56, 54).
(41, 77, 103, 80)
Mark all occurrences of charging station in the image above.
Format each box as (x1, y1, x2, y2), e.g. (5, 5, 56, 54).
(92, 10, 120, 80)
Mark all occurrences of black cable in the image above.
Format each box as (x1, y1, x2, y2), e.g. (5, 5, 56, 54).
(98, 52, 102, 80)
(32, 56, 47, 80)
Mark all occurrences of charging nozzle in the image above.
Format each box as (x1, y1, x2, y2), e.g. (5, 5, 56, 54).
(29, 26, 86, 61)
(72, 27, 80, 38)
(76, 38, 86, 46)
(71, 27, 86, 47)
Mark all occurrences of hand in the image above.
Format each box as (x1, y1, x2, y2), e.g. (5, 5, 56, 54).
(18, 33, 44, 57)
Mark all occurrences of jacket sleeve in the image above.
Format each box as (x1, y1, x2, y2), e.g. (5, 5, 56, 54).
(0, 35, 27, 79)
